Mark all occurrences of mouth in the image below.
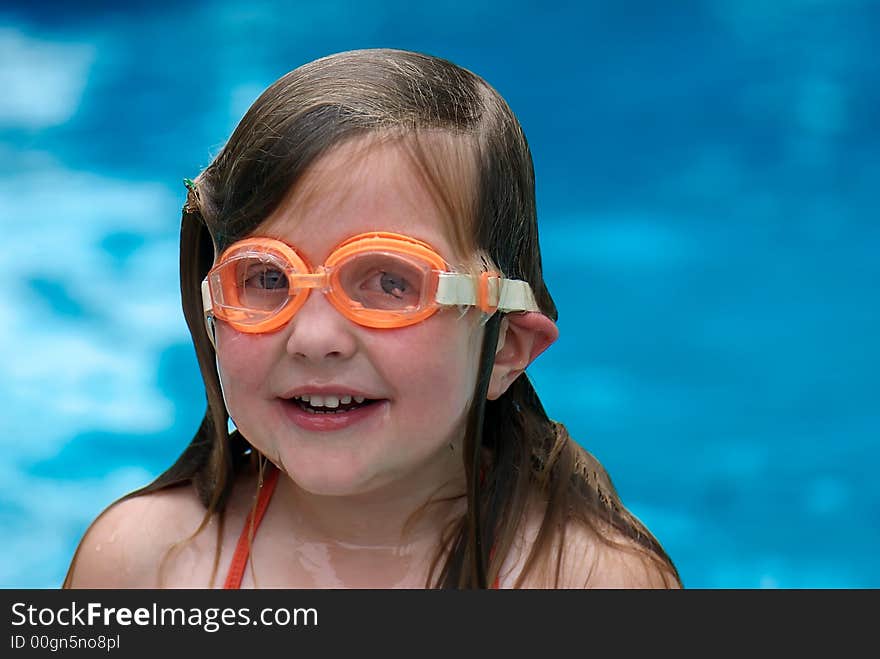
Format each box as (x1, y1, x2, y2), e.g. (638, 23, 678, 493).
(278, 392, 387, 432)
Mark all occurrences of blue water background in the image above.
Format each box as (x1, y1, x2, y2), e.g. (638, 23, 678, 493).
(1, 0, 877, 588)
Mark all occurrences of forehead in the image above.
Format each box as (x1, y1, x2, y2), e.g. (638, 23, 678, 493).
(257, 132, 477, 259)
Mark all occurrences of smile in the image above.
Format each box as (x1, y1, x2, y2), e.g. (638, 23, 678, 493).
(280, 395, 386, 431)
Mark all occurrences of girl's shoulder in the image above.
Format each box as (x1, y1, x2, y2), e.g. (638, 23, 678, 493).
(63, 483, 208, 588)
(555, 523, 681, 588)
(499, 495, 680, 589)
(64, 471, 259, 588)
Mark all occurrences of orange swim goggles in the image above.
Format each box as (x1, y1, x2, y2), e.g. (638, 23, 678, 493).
(201, 231, 540, 335)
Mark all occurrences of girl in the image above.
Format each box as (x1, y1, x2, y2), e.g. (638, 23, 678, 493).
(63, 48, 681, 589)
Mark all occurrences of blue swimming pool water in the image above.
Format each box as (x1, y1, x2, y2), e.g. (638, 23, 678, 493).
(1, 0, 878, 588)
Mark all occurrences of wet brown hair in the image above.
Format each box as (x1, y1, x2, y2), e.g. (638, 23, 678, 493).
(64, 48, 680, 588)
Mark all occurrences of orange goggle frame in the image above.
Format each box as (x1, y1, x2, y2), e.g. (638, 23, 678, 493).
(201, 231, 540, 335)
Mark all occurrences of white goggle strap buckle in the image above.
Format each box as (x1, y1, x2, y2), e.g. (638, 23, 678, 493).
(201, 279, 217, 350)
(435, 273, 541, 314)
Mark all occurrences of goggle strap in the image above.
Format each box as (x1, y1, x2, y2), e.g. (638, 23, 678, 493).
(498, 279, 541, 313)
(436, 273, 478, 306)
(435, 273, 541, 313)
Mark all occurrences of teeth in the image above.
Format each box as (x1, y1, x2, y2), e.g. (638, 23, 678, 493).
(294, 393, 365, 408)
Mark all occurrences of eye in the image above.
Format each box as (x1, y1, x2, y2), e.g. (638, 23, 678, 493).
(244, 265, 288, 290)
(350, 267, 421, 309)
(379, 271, 408, 299)
(335, 252, 427, 310)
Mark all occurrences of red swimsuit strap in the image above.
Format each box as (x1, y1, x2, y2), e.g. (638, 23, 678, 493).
(223, 464, 280, 589)
(222, 463, 500, 589)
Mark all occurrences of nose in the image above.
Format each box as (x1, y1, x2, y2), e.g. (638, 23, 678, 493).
(283, 289, 358, 362)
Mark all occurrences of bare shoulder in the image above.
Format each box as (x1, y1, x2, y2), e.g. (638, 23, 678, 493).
(64, 484, 215, 588)
(501, 498, 680, 589)
(558, 522, 681, 589)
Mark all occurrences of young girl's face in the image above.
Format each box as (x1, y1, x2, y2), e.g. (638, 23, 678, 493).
(214, 137, 485, 499)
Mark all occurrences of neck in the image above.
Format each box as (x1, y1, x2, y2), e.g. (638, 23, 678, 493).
(262, 457, 467, 588)
(272, 457, 467, 550)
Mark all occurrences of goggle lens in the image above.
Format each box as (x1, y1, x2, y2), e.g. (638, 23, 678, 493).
(332, 251, 432, 312)
(232, 255, 294, 312)
(209, 250, 303, 327)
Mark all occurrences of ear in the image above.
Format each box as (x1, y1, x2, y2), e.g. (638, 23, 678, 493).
(487, 312, 559, 400)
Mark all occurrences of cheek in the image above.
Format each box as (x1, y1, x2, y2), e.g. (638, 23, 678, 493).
(214, 326, 276, 402)
(379, 313, 484, 409)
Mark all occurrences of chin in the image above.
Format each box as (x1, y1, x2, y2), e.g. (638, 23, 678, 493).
(279, 459, 380, 498)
